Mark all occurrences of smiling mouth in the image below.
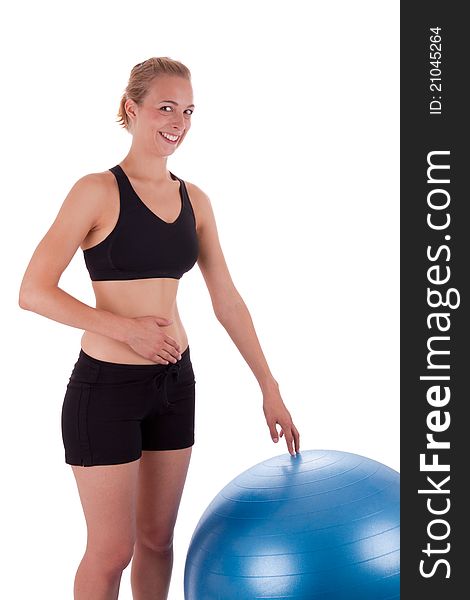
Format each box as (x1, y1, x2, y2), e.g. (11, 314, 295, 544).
(159, 131, 181, 144)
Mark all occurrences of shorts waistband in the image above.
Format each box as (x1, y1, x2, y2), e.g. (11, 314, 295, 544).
(78, 344, 191, 371)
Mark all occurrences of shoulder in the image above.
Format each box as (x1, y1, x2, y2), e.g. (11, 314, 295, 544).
(73, 169, 116, 195)
(184, 180, 214, 214)
(65, 169, 114, 206)
(59, 169, 118, 229)
(184, 180, 210, 204)
(69, 169, 119, 209)
(183, 180, 215, 232)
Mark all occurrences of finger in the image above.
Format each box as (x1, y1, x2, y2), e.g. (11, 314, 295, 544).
(292, 424, 300, 452)
(286, 434, 295, 456)
(155, 317, 173, 326)
(164, 335, 181, 352)
(268, 422, 279, 443)
(159, 348, 179, 364)
(153, 354, 169, 365)
(282, 424, 296, 456)
(164, 344, 181, 361)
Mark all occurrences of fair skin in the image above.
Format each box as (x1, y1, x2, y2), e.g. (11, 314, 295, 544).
(19, 74, 300, 599)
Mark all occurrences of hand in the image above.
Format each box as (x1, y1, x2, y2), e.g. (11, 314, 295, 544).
(124, 315, 182, 364)
(262, 386, 300, 456)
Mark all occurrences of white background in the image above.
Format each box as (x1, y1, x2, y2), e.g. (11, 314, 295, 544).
(2, 0, 399, 597)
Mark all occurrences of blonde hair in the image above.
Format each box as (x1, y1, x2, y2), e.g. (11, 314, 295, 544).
(116, 57, 191, 132)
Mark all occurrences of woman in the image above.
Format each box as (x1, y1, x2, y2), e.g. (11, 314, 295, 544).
(18, 57, 300, 600)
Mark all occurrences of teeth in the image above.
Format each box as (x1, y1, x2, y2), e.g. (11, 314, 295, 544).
(160, 132, 179, 141)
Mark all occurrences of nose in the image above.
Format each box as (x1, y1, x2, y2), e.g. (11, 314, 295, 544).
(171, 113, 186, 132)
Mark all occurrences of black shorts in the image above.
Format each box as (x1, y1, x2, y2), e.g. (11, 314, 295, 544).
(61, 345, 196, 467)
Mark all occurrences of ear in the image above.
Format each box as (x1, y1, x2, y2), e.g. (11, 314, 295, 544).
(125, 98, 138, 121)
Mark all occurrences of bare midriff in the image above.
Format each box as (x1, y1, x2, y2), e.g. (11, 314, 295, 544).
(81, 277, 188, 364)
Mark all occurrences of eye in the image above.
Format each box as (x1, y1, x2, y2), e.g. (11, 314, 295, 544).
(159, 106, 194, 116)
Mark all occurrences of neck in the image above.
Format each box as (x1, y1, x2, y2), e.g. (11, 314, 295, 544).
(120, 143, 172, 183)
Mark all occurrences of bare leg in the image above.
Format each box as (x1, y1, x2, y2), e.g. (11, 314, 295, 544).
(70, 458, 141, 599)
(131, 447, 193, 600)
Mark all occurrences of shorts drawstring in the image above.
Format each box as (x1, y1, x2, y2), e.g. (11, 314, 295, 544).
(151, 361, 182, 410)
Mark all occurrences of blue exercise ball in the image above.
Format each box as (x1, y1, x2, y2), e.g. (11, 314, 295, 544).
(184, 449, 399, 599)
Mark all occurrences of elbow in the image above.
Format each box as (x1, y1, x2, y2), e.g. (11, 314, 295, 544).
(19, 297, 31, 310)
(19, 278, 59, 310)
(213, 296, 245, 323)
(18, 282, 43, 311)
(213, 306, 226, 323)
(210, 282, 245, 322)
(18, 288, 33, 310)
(18, 282, 30, 309)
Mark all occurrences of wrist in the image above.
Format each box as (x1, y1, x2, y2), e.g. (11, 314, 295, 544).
(259, 375, 279, 395)
(113, 314, 134, 344)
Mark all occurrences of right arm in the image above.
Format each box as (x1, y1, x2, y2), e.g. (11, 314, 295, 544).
(18, 173, 131, 342)
(18, 174, 181, 363)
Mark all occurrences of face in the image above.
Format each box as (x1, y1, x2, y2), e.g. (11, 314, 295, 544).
(125, 75, 194, 156)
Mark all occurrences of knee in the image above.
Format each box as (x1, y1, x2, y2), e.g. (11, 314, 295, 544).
(86, 540, 135, 573)
(136, 529, 174, 553)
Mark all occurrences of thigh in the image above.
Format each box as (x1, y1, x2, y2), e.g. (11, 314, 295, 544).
(141, 357, 196, 451)
(71, 459, 141, 564)
(61, 352, 150, 467)
(136, 447, 193, 549)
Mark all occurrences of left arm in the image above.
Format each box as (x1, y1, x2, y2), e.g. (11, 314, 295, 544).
(186, 182, 300, 456)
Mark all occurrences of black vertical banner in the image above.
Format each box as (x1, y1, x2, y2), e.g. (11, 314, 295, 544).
(401, 2, 467, 598)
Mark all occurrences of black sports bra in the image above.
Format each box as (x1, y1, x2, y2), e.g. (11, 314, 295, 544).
(83, 165, 199, 281)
